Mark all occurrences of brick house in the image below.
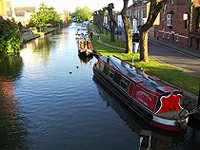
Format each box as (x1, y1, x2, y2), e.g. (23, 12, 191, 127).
(127, 0, 199, 51)
(127, 0, 160, 35)
(155, 0, 200, 50)
(156, 0, 191, 47)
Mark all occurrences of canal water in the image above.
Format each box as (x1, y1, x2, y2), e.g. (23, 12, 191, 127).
(0, 23, 200, 150)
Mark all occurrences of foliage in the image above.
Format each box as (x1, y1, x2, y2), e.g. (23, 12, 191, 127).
(29, 3, 61, 30)
(0, 18, 23, 55)
(0, 54, 23, 79)
(74, 7, 92, 22)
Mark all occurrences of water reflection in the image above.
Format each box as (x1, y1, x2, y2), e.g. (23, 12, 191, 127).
(22, 30, 63, 58)
(184, 127, 200, 150)
(0, 55, 26, 149)
(0, 55, 23, 80)
(93, 78, 188, 150)
(79, 55, 93, 65)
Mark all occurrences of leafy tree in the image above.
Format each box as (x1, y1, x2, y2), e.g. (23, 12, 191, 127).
(46, 6, 61, 25)
(29, 3, 61, 31)
(0, 17, 23, 55)
(29, 12, 46, 31)
(74, 7, 92, 22)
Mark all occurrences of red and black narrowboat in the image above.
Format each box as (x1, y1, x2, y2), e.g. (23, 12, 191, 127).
(78, 38, 93, 56)
(93, 55, 189, 132)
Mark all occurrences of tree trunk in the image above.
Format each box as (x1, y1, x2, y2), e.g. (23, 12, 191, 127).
(128, 28, 133, 53)
(121, 0, 132, 53)
(138, 0, 163, 62)
(110, 22, 117, 42)
(140, 30, 149, 62)
(121, 15, 129, 53)
(106, 4, 117, 42)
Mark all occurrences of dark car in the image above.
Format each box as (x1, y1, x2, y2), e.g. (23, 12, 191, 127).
(132, 32, 140, 43)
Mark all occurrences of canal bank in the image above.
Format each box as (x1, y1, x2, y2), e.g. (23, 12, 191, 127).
(22, 28, 57, 43)
(21, 22, 72, 43)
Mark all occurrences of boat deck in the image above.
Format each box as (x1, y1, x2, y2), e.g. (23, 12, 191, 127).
(156, 110, 188, 119)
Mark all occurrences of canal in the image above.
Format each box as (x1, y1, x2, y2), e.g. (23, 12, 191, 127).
(0, 23, 200, 150)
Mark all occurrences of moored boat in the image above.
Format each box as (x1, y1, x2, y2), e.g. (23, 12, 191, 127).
(78, 37, 93, 56)
(93, 55, 189, 132)
(75, 26, 88, 40)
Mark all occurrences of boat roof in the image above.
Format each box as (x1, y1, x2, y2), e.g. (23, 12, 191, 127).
(100, 56, 181, 94)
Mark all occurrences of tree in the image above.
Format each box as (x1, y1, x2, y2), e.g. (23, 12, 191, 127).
(46, 6, 61, 26)
(74, 7, 92, 22)
(138, 0, 163, 62)
(121, 0, 132, 53)
(0, 17, 23, 55)
(29, 3, 61, 31)
(93, 8, 106, 33)
(106, 3, 117, 42)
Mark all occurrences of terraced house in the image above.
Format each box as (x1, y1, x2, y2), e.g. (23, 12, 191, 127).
(128, 0, 200, 51)
(156, 0, 200, 50)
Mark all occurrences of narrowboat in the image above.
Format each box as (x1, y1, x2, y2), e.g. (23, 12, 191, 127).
(75, 26, 88, 40)
(93, 55, 189, 132)
(78, 37, 93, 56)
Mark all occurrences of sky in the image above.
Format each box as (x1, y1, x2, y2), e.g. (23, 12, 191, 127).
(13, 0, 126, 13)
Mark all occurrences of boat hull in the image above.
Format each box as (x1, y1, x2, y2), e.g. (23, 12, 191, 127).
(93, 64, 188, 132)
(78, 49, 93, 57)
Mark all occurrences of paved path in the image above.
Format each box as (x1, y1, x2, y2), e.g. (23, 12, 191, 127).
(149, 38, 200, 77)
(148, 38, 200, 109)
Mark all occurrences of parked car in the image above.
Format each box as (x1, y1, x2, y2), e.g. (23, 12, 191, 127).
(132, 32, 140, 53)
(132, 32, 140, 43)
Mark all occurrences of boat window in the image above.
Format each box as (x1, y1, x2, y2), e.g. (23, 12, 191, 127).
(113, 72, 121, 85)
(99, 61, 105, 71)
(120, 76, 129, 90)
(103, 64, 109, 75)
(108, 69, 115, 79)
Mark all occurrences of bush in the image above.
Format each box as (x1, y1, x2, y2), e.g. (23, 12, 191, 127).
(0, 18, 23, 55)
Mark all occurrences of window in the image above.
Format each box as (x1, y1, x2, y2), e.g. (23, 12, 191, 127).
(120, 76, 129, 91)
(113, 72, 121, 85)
(99, 61, 104, 71)
(183, 13, 189, 30)
(108, 69, 115, 79)
(103, 64, 109, 75)
(167, 14, 173, 27)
